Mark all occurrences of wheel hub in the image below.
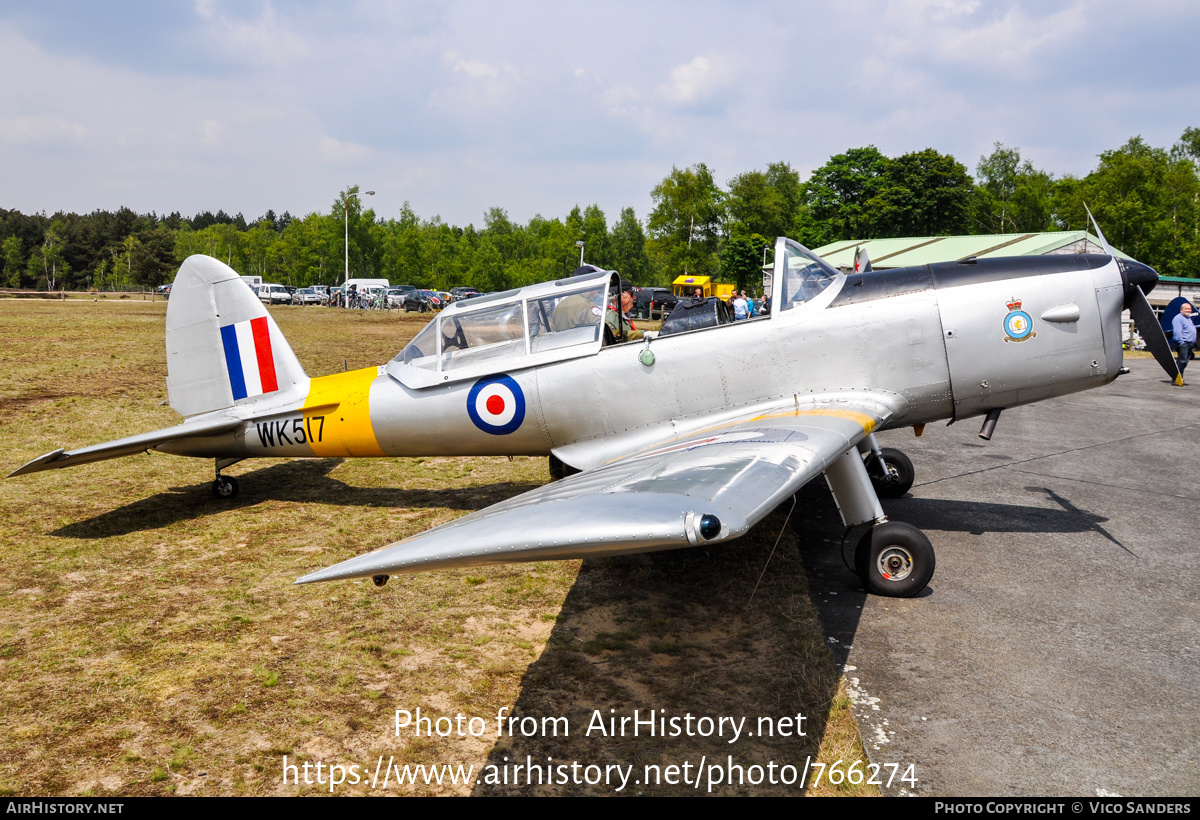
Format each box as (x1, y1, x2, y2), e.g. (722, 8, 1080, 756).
(876, 546, 914, 581)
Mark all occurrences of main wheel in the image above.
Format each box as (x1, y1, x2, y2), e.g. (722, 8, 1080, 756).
(211, 475, 240, 499)
(548, 454, 579, 481)
(865, 447, 914, 498)
(855, 522, 934, 597)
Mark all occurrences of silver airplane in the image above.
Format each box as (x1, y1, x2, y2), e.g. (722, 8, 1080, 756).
(9, 233, 1181, 598)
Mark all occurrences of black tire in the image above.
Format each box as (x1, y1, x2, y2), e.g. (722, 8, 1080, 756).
(865, 447, 914, 498)
(548, 454, 579, 481)
(855, 522, 934, 597)
(211, 475, 239, 499)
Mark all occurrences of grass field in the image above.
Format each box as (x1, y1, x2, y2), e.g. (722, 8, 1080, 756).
(0, 300, 872, 796)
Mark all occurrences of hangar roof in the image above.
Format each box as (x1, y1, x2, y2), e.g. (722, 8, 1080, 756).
(814, 231, 1132, 270)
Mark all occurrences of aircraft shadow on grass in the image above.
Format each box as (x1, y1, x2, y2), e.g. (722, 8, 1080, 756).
(467, 481, 1132, 794)
(50, 457, 540, 539)
(471, 494, 853, 796)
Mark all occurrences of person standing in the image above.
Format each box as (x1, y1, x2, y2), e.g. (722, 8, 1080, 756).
(732, 291, 748, 321)
(1172, 302, 1197, 384)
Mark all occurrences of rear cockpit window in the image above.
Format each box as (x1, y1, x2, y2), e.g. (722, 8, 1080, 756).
(392, 276, 609, 379)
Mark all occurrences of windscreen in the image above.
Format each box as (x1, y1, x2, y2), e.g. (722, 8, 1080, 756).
(774, 238, 840, 311)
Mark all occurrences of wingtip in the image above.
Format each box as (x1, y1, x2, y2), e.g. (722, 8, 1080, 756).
(7, 448, 67, 478)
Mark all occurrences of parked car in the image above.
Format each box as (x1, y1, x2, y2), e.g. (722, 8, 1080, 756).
(294, 287, 323, 305)
(386, 285, 417, 309)
(450, 287, 480, 302)
(257, 283, 292, 305)
(402, 289, 444, 313)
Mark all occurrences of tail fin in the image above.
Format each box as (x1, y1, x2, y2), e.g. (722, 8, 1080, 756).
(166, 256, 308, 417)
(854, 246, 872, 274)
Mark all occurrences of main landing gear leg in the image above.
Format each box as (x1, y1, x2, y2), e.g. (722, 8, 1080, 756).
(824, 448, 934, 597)
(857, 433, 915, 498)
(211, 458, 243, 500)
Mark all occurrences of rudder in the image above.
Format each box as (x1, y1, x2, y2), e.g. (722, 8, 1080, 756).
(166, 255, 308, 417)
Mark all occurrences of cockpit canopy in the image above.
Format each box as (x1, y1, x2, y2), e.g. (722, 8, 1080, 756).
(388, 268, 616, 388)
(386, 238, 842, 389)
(772, 237, 841, 310)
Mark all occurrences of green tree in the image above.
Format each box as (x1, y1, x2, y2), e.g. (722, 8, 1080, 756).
(1174, 126, 1200, 171)
(804, 147, 889, 243)
(647, 163, 724, 277)
(607, 207, 652, 283)
(727, 161, 804, 242)
(1057, 136, 1200, 276)
(971, 143, 1054, 234)
(2, 235, 23, 287)
(719, 236, 763, 292)
(868, 148, 973, 237)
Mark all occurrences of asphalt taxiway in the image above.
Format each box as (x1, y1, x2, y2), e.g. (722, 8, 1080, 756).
(800, 358, 1200, 797)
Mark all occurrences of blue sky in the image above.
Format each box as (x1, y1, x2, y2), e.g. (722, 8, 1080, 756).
(2, 1, 1197, 227)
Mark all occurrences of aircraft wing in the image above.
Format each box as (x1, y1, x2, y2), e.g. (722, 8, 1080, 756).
(7, 416, 243, 477)
(295, 393, 898, 584)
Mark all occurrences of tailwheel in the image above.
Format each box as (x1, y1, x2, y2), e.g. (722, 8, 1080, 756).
(855, 522, 934, 597)
(211, 475, 240, 499)
(865, 447, 914, 498)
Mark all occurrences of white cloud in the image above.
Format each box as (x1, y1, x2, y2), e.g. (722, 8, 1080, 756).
(318, 135, 371, 165)
(192, 0, 309, 66)
(0, 115, 85, 146)
(874, 0, 1088, 77)
(0, 2, 1197, 225)
(448, 51, 500, 79)
(603, 85, 642, 116)
(200, 118, 222, 149)
(656, 54, 736, 108)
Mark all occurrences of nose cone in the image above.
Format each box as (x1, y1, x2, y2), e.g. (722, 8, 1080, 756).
(1118, 258, 1159, 307)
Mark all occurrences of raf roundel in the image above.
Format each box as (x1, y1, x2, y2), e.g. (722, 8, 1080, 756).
(467, 375, 526, 435)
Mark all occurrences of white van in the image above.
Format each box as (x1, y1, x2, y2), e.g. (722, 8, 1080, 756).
(257, 283, 292, 305)
(343, 278, 389, 292)
(241, 275, 263, 290)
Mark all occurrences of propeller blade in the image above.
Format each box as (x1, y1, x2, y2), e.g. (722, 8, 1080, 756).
(1084, 203, 1114, 258)
(1128, 285, 1183, 385)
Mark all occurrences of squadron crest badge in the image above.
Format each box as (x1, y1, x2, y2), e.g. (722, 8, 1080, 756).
(1002, 298, 1036, 343)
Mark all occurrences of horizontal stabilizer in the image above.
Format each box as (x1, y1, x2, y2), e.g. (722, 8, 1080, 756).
(8, 417, 242, 477)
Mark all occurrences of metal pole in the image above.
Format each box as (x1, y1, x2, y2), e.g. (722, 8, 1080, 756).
(343, 190, 375, 286)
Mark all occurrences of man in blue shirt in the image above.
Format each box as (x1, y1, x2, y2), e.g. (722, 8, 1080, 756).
(1172, 302, 1197, 384)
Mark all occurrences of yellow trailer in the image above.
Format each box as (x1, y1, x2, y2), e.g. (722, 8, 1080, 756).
(672, 276, 737, 301)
